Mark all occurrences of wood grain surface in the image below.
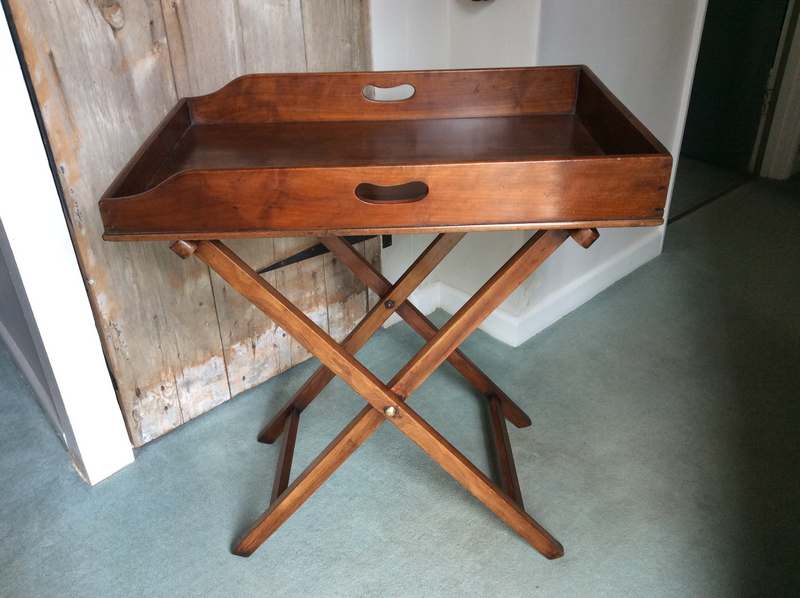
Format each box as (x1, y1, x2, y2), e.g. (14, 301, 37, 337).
(8, 0, 372, 445)
(101, 156, 670, 240)
(188, 67, 578, 124)
(99, 66, 671, 241)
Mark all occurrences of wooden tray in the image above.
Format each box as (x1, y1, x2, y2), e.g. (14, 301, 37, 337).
(100, 66, 672, 240)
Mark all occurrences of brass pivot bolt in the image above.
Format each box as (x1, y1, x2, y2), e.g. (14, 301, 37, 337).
(384, 299, 395, 309)
(383, 406, 398, 417)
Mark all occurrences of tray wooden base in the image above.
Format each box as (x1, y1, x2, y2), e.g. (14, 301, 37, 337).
(171, 229, 599, 559)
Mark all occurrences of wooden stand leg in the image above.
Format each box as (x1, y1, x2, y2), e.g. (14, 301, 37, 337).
(488, 395, 524, 508)
(394, 302, 532, 427)
(270, 408, 299, 503)
(259, 234, 530, 446)
(258, 233, 465, 443)
(321, 236, 532, 428)
(186, 232, 581, 560)
(388, 230, 568, 397)
(239, 404, 382, 555)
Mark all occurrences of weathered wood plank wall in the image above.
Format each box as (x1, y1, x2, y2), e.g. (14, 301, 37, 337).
(8, 0, 377, 445)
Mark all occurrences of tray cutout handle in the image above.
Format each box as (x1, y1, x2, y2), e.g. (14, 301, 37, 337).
(362, 83, 415, 102)
(355, 181, 429, 204)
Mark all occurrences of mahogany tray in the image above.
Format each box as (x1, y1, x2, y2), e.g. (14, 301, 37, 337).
(100, 66, 672, 240)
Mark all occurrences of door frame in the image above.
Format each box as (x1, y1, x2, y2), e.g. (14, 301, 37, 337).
(760, 0, 800, 179)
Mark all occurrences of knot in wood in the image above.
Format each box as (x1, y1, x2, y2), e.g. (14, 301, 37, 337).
(98, 1, 125, 31)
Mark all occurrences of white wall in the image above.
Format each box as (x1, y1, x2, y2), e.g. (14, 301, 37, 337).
(370, 0, 707, 345)
(1, 14, 133, 484)
(369, 0, 539, 70)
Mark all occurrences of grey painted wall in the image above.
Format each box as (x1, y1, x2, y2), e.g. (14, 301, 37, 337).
(0, 218, 65, 440)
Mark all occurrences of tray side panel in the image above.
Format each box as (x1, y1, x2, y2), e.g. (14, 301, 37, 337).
(110, 101, 192, 197)
(577, 66, 670, 156)
(100, 157, 672, 237)
(188, 67, 580, 124)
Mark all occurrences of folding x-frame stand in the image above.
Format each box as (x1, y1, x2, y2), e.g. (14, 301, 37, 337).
(171, 227, 599, 559)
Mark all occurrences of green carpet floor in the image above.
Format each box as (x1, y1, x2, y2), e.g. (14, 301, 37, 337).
(1, 178, 798, 597)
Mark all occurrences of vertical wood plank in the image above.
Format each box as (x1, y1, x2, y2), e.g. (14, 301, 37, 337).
(161, 0, 307, 97)
(8, 0, 231, 445)
(208, 241, 284, 397)
(301, 0, 371, 71)
(274, 252, 330, 366)
(361, 236, 383, 309)
(209, 238, 321, 396)
(237, 0, 307, 73)
(324, 240, 370, 343)
(160, 0, 245, 96)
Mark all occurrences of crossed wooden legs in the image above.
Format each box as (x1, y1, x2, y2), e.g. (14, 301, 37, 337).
(171, 228, 598, 560)
(258, 235, 532, 444)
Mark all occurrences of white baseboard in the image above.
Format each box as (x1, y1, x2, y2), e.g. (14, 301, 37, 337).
(385, 228, 663, 347)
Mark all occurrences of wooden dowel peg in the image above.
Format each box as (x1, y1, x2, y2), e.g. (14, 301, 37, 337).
(170, 240, 199, 258)
(569, 228, 600, 249)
